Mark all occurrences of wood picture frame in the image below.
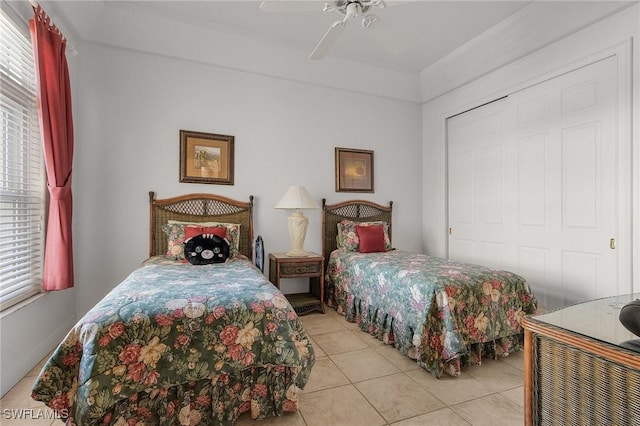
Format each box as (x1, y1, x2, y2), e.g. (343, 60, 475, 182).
(180, 130, 234, 185)
(335, 147, 374, 193)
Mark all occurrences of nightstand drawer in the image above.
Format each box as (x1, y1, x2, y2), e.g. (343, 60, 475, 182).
(280, 262, 321, 276)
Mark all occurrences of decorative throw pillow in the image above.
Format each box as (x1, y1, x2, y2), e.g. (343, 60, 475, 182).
(163, 221, 240, 260)
(184, 234, 230, 265)
(162, 223, 190, 259)
(168, 220, 241, 251)
(356, 224, 387, 253)
(184, 226, 227, 240)
(337, 220, 391, 251)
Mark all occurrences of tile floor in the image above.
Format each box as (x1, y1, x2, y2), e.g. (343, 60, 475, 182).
(1, 308, 525, 425)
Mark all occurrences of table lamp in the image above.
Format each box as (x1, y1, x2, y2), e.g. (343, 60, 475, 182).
(274, 186, 319, 257)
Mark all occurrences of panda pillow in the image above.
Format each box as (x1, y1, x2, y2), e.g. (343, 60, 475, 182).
(183, 234, 230, 265)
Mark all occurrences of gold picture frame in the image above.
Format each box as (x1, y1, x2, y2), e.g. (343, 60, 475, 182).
(180, 130, 234, 185)
(335, 147, 374, 193)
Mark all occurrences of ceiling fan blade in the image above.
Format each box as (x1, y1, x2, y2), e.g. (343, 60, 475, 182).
(377, 0, 418, 7)
(310, 20, 346, 60)
(259, 1, 326, 13)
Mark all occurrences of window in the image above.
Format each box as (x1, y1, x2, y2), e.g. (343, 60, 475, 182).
(0, 7, 44, 310)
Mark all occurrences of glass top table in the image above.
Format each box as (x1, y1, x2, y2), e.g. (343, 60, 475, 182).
(528, 293, 640, 349)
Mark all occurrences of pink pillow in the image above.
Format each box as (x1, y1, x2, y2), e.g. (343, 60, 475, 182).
(356, 225, 386, 253)
(184, 226, 227, 239)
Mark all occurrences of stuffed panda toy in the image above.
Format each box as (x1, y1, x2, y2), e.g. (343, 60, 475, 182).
(184, 234, 230, 265)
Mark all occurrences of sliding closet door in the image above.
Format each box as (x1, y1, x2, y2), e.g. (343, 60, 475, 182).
(448, 56, 623, 310)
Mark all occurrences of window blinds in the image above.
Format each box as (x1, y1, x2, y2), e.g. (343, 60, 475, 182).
(0, 8, 44, 310)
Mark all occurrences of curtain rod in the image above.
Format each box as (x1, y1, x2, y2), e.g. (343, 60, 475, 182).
(27, 0, 77, 55)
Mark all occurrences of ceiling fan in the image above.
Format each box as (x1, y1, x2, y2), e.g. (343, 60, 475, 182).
(260, 1, 401, 60)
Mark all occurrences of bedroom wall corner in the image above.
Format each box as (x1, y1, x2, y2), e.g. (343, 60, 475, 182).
(0, 291, 76, 398)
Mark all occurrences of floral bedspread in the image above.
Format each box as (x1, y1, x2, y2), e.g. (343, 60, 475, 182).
(326, 249, 537, 378)
(32, 256, 315, 425)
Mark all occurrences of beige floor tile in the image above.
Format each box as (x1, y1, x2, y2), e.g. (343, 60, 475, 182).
(0, 413, 58, 426)
(299, 384, 386, 426)
(323, 307, 343, 319)
(352, 329, 386, 348)
(391, 407, 471, 425)
(498, 349, 524, 371)
(312, 330, 369, 355)
(451, 394, 523, 426)
(301, 357, 350, 393)
(308, 337, 326, 358)
(331, 348, 400, 383)
(500, 385, 524, 408)
(26, 353, 52, 378)
(1, 377, 46, 410)
(342, 322, 362, 332)
(408, 367, 493, 406)
(356, 373, 445, 423)
(234, 411, 306, 425)
(299, 313, 346, 336)
(338, 317, 361, 330)
(376, 344, 421, 372)
(0, 377, 60, 426)
(465, 358, 524, 393)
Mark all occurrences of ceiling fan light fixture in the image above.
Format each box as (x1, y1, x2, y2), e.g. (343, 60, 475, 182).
(362, 14, 377, 28)
(345, 2, 361, 20)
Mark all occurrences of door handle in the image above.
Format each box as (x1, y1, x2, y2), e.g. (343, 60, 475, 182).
(610, 238, 616, 250)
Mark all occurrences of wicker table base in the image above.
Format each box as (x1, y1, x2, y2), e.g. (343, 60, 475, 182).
(523, 295, 640, 426)
(285, 293, 324, 316)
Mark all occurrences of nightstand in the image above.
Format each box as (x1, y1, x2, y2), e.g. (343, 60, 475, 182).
(268, 252, 325, 315)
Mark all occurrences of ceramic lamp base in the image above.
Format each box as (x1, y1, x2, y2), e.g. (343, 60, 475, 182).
(286, 211, 309, 256)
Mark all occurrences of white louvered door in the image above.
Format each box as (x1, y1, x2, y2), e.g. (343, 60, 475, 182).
(447, 56, 625, 310)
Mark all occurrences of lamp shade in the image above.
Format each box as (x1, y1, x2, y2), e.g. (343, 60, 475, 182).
(274, 186, 319, 210)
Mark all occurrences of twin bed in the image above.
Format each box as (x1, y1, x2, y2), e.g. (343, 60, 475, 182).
(32, 192, 315, 425)
(322, 199, 538, 378)
(32, 192, 537, 425)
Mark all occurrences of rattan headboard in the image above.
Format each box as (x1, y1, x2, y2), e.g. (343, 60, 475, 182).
(149, 192, 254, 260)
(322, 199, 393, 266)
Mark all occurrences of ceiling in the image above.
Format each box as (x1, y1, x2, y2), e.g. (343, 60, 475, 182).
(114, 0, 537, 73)
(41, 0, 545, 73)
(33, 0, 637, 80)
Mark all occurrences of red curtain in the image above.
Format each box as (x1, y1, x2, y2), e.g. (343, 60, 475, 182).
(29, 6, 74, 291)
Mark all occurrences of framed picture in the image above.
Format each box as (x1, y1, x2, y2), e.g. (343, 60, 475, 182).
(335, 147, 374, 193)
(180, 130, 234, 185)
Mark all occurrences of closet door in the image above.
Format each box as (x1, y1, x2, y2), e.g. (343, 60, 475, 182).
(448, 56, 623, 310)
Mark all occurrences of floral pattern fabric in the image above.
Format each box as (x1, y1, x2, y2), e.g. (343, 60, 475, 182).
(336, 220, 391, 251)
(326, 249, 537, 378)
(32, 256, 315, 425)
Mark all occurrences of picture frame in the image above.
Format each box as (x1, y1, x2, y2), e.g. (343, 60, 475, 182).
(335, 147, 374, 193)
(179, 130, 234, 185)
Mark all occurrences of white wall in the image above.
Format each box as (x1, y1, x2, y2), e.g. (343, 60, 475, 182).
(73, 42, 423, 315)
(422, 4, 640, 287)
(0, 293, 76, 397)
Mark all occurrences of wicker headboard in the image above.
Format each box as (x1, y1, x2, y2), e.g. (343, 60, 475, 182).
(149, 192, 254, 260)
(322, 199, 393, 266)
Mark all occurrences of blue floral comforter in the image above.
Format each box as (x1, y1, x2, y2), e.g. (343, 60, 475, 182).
(326, 249, 536, 377)
(32, 256, 315, 425)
